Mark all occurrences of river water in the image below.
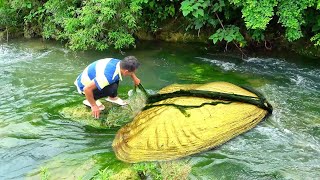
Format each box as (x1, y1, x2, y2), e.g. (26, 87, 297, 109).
(0, 39, 319, 179)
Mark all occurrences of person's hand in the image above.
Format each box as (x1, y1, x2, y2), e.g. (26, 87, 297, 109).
(134, 77, 141, 86)
(130, 73, 140, 86)
(91, 105, 100, 119)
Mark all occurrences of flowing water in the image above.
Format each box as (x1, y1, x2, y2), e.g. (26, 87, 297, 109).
(0, 39, 319, 179)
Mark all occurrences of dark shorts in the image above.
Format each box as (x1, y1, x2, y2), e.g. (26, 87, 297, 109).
(92, 81, 119, 100)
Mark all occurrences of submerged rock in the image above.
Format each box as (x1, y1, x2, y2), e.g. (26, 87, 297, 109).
(59, 91, 147, 128)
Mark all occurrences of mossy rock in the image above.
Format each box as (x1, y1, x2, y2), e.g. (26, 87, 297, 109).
(109, 168, 140, 180)
(60, 103, 113, 129)
(59, 92, 147, 128)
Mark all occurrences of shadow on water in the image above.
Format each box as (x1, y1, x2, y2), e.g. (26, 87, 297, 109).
(0, 39, 319, 179)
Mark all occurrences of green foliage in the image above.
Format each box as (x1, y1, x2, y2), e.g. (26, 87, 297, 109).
(230, 0, 277, 30)
(181, 0, 247, 47)
(40, 167, 50, 180)
(20, 0, 143, 50)
(251, 29, 266, 42)
(1, 0, 320, 49)
(93, 161, 190, 180)
(181, 0, 210, 18)
(310, 11, 320, 46)
(52, 0, 141, 50)
(277, 0, 315, 41)
(0, 0, 36, 28)
(108, 31, 135, 50)
(0, 5, 17, 28)
(209, 25, 246, 46)
(133, 162, 162, 179)
(160, 161, 191, 180)
(184, 0, 224, 31)
(311, 33, 320, 46)
(144, 0, 177, 20)
(93, 168, 114, 180)
(137, 0, 180, 32)
(181, 0, 212, 30)
(186, 14, 219, 31)
(132, 161, 191, 180)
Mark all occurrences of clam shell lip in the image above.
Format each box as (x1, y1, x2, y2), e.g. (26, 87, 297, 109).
(112, 82, 269, 163)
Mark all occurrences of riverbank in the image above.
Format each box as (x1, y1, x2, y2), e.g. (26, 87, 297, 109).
(2, 28, 319, 59)
(134, 28, 320, 59)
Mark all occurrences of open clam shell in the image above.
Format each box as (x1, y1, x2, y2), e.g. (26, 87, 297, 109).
(112, 82, 271, 163)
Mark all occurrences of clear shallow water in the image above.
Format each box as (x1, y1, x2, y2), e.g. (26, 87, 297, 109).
(0, 39, 319, 179)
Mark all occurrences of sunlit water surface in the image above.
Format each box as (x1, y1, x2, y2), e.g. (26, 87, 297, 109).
(0, 39, 319, 179)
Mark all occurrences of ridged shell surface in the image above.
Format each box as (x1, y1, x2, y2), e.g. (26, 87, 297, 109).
(112, 82, 268, 162)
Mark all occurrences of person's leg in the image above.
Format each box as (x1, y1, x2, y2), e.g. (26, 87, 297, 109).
(92, 81, 119, 100)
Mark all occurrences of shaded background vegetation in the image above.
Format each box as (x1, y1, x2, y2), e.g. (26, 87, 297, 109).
(1, 0, 320, 53)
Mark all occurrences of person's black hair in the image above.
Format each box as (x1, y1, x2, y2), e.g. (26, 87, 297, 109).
(120, 56, 140, 72)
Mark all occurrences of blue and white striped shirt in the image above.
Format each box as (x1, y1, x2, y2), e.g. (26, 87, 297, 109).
(74, 58, 122, 94)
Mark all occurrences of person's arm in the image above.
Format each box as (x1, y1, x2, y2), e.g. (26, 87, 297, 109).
(83, 80, 100, 119)
(130, 73, 140, 85)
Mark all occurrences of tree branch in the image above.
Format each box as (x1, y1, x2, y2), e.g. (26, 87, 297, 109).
(215, 12, 247, 58)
